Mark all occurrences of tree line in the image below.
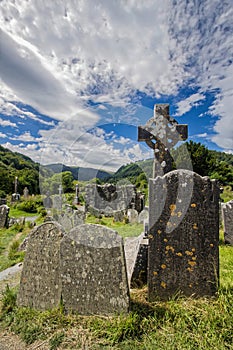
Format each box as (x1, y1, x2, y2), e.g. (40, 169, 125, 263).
(0, 142, 232, 198)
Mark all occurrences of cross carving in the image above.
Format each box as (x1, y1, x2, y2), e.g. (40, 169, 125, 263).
(138, 104, 188, 177)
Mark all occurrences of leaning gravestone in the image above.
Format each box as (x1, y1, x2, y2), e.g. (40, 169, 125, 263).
(148, 169, 219, 301)
(60, 224, 130, 315)
(17, 222, 65, 310)
(222, 200, 233, 245)
(0, 205, 9, 228)
(124, 232, 148, 287)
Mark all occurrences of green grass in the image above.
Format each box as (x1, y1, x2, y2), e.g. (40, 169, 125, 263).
(220, 185, 233, 203)
(0, 204, 232, 349)
(0, 285, 232, 349)
(85, 214, 143, 238)
(0, 224, 29, 271)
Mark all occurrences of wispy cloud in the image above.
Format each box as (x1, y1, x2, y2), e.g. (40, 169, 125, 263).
(0, 0, 232, 167)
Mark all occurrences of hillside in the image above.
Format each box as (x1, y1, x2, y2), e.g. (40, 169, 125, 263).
(44, 163, 111, 181)
(106, 141, 233, 188)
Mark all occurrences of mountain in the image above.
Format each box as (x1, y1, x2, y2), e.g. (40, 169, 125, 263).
(44, 163, 111, 181)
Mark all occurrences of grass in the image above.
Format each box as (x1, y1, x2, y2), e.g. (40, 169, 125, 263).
(86, 214, 143, 238)
(0, 198, 232, 349)
(0, 283, 232, 349)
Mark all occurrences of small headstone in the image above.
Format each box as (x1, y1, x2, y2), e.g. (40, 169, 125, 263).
(222, 200, 233, 245)
(148, 169, 220, 301)
(138, 207, 149, 224)
(17, 222, 65, 310)
(57, 209, 85, 232)
(23, 187, 29, 198)
(127, 209, 138, 224)
(60, 224, 130, 315)
(43, 192, 53, 209)
(113, 210, 125, 222)
(0, 205, 10, 228)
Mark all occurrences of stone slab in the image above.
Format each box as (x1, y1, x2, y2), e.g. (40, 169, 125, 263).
(60, 224, 130, 315)
(148, 170, 220, 301)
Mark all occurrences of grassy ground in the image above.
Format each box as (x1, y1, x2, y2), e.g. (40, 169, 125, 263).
(0, 197, 232, 349)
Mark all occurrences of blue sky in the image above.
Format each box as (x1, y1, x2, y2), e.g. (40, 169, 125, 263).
(0, 0, 232, 172)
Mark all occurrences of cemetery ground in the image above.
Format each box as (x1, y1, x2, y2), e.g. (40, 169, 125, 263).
(0, 194, 232, 349)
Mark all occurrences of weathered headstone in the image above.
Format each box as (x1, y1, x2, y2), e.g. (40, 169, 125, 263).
(124, 233, 148, 287)
(0, 205, 9, 228)
(43, 192, 53, 209)
(127, 208, 138, 224)
(138, 207, 149, 224)
(17, 222, 65, 310)
(148, 169, 220, 300)
(57, 208, 85, 232)
(85, 184, 140, 215)
(23, 187, 29, 198)
(222, 200, 233, 245)
(60, 224, 130, 315)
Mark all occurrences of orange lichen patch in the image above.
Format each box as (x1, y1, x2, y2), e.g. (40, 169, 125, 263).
(188, 260, 196, 267)
(169, 204, 176, 211)
(157, 229, 162, 234)
(193, 223, 198, 230)
(166, 245, 175, 253)
(176, 252, 183, 257)
(192, 256, 197, 260)
(164, 238, 168, 242)
(191, 203, 196, 208)
(187, 267, 194, 272)
(210, 243, 214, 247)
(153, 271, 158, 276)
(177, 211, 182, 217)
(185, 250, 193, 256)
(161, 264, 167, 269)
(161, 281, 167, 289)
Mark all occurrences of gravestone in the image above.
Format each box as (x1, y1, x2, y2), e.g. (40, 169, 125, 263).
(17, 222, 65, 310)
(148, 169, 220, 301)
(138, 207, 149, 224)
(57, 208, 85, 232)
(222, 200, 233, 245)
(43, 192, 53, 209)
(124, 233, 148, 287)
(60, 224, 130, 315)
(127, 208, 138, 224)
(85, 184, 140, 215)
(23, 187, 29, 198)
(0, 205, 10, 228)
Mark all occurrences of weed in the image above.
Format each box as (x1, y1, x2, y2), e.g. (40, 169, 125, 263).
(49, 332, 65, 350)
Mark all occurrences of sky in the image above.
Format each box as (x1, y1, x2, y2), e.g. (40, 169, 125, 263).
(0, 0, 232, 173)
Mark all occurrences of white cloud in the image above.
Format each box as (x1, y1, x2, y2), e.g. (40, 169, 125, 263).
(176, 93, 206, 115)
(0, 0, 232, 162)
(0, 117, 17, 128)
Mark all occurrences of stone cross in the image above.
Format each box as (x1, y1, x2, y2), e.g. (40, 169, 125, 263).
(14, 176, 18, 194)
(138, 104, 188, 177)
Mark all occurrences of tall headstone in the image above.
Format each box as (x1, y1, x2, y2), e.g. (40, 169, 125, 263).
(222, 200, 233, 245)
(148, 170, 220, 301)
(17, 222, 65, 310)
(60, 224, 130, 315)
(0, 205, 9, 228)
